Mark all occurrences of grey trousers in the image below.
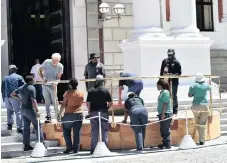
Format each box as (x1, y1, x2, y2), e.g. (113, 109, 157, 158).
(4, 97, 23, 130)
(42, 85, 57, 117)
(21, 107, 44, 145)
(90, 111, 109, 151)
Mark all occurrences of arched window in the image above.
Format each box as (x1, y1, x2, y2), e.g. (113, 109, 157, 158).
(196, 0, 214, 31)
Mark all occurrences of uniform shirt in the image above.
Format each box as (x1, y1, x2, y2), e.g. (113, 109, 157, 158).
(84, 62, 106, 91)
(119, 73, 143, 88)
(40, 59, 64, 85)
(125, 96, 144, 111)
(2, 73, 25, 98)
(160, 57, 182, 84)
(86, 85, 112, 112)
(188, 82, 211, 105)
(30, 63, 42, 82)
(157, 90, 172, 114)
(63, 90, 84, 114)
(15, 84, 36, 109)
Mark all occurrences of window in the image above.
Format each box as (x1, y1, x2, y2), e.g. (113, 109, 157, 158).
(196, 0, 214, 31)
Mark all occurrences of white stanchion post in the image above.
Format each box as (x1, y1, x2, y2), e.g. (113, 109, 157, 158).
(92, 112, 112, 157)
(31, 118, 47, 158)
(179, 106, 197, 150)
(99, 112, 102, 142)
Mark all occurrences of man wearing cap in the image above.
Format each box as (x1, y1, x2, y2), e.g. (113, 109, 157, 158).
(1, 65, 24, 133)
(160, 49, 182, 115)
(188, 73, 211, 145)
(39, 53, 64, 123)
(86, 75, 113, 155)
(84, 53, 106, 91)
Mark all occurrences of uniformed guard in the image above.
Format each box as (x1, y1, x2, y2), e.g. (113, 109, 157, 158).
(160, 49, 182, 115)
(124, 92, 148, 151)
(86, 75, 113, 155)
(84, 53, 106, 91)
(188, 73, 211, 145)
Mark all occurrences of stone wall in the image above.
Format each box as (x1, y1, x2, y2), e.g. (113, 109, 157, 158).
(211, 50, 227, 90)
(102, 0, 133, 71)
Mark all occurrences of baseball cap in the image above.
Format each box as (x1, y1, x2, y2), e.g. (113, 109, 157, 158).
(9, 65, 18, 70)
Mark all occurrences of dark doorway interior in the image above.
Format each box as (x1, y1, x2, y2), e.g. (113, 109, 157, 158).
(8, 0, 71, 100)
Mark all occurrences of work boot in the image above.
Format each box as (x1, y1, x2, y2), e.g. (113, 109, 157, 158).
(7, 124, 12, 130)
(199, 142, 205, 145)
(17, 128, 23, 134)
(24, 144, 33, 151)
(63, 148, 72, 154)
(45, 116, 52, 123)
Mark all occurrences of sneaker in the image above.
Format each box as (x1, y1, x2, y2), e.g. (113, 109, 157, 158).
(158, 144, 164, 149)
(7, 124, 12, 130)
(199, 142, 205, 145)
(45, 116, 52, 123)
(73, 149, 78, 153)
(17, 128, 23, 134)
(164, 144, 171, 149)
(24, 144, 34, 151)
(63, 148, 72, 154)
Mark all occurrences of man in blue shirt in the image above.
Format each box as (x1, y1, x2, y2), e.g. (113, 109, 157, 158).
(1, 65, 24, 133)
(118, 72, 143, 123)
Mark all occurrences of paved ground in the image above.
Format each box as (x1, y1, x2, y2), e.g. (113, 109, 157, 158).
(1, 136, 227, 163)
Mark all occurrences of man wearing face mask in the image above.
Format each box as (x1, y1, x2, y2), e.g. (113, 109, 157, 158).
(160, 49, 182, 115)
(84, 53, 106, 91)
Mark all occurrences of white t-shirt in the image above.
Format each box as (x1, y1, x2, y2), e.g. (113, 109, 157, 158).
(30, 64, 42, 82)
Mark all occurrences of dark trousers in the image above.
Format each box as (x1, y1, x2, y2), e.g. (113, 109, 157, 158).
(90, 111, 109, 151)
(62, 113, 83, 151)
(22, 108, 44, 145)
(172, 84, 178, 114)
(130, 107, 148, 150)
(158, 113, 172, 145)
(34, 84, 44, 103)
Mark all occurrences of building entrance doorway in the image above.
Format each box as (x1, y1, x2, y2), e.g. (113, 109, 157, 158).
(8, 0, 71, 100)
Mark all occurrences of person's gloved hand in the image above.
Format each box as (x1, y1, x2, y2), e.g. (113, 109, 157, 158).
(122, 120, 127, 123)
(85, 114, 91, 119)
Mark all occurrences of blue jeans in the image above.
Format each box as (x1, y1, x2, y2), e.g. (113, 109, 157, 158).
(4, 97, 23, 130)
(34, 84, 44, 102)
(130, 107, 148, 150)
(42, 85, 56, 117)
(128, 82, 143, 96)
(62, 113, 83, 151)
(21, 107, 44, 145)
(158, 113, 172, 145)
(90, 112, 109, 151)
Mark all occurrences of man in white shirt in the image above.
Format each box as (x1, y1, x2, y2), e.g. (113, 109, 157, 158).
(30, 59, 44, 103)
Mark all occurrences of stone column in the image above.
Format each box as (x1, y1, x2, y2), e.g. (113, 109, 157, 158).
(132, 0, 166, 36)
(222, 0, 227, 22)
(170, 0, 201, 37)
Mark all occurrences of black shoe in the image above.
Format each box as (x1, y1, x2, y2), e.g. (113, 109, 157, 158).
(164, 144, 171, 149)
(17, 128, 23, 134)
(73, 149, 78, 153)
(90, 149, 94, 155)
(24, 144, 34, 151)
(45, 116, 52, 123)
(63, 148, 72, 154)
(158, 144, 164, 149)
(199, 142, 205, 145)
(7, 124, 12, 130)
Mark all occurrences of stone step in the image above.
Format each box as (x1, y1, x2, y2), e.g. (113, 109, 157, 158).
(1, 134, 37, 143)
(1, 146, 65, 159)
(221, 131, 227, 136)
(221, 113, 227, 119)
(1, 140, 59, 152)
(221, 118, 227, 125)
(220, 124, 227, 131)
(1, 129, 18, 137)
